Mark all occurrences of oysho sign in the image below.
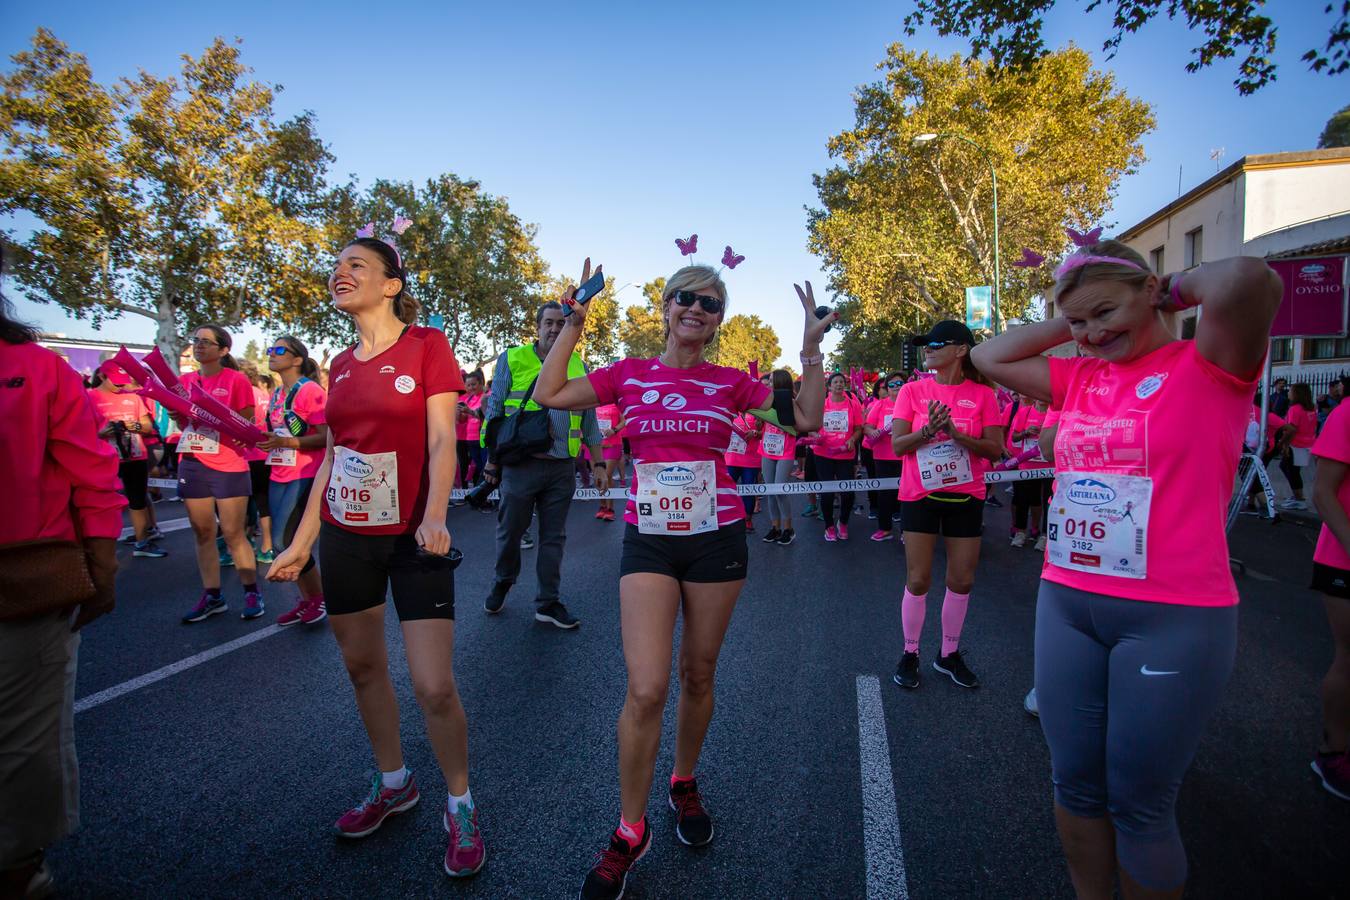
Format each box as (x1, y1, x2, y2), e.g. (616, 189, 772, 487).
(1270, 256, 1347, 338)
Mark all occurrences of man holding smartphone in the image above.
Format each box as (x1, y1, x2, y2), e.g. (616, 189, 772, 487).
(480, 301, 605, 628)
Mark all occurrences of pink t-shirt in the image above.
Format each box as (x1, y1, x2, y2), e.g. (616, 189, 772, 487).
(244, 385, 270, 462)
(464, 392, 484, 444)
(266, 379, 328, 482)
(725, 412, 762, 468)
(866, 399, 900, 462)
(178, 368, 256, 473)
(87, 387, 153, 461)
(1044, 340, 1253, 606)
(1312, 401, 1350, 570)
(892, 378, 1002, 500)
(815, 394, 864, 460)
(1009, 405, 1052, 469)
(588, 357, 770, 528)
(1287, 404, 1317, 448)
(759, 421, 796, 460)
(595, 403, 625, 450)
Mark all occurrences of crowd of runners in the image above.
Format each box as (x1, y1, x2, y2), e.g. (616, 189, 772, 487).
(4, 225, 1349, 900)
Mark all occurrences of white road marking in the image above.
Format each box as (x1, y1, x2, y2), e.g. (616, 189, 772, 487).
(119, 516, 191, 541)
(75, 625, 283, 714)
(856, 674, 909, 900)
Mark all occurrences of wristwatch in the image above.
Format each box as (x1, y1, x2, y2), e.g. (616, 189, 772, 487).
(800, 352, 824, 366)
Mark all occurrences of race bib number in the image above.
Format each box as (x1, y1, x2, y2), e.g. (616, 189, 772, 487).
(598, 417, 612, 434)
(266, 427, 297, 467)
(823, 410, 849, 433)
(728, 430, 748, 455)
(1047, 472, 1152, 579)
(180, 426, 220, 455)
(761, 431, 785, 456)
(916, 439, 973, 490)
(326, 446, 399, 526)
(1021, 433, 1045, 461)
(635, 460, 717, 536)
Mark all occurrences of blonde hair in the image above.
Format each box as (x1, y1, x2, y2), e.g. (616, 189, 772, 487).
(1052, 238, 1177, 333)
(661, 264, 729, 346)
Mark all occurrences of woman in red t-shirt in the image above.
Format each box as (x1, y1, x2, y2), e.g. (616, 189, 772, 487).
(267, 233, 483, 876)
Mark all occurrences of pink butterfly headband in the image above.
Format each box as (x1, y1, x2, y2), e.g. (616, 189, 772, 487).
(674, 233, 746, 273)
(355, 216, 413, 268)
(1010, 227, 1144, 280)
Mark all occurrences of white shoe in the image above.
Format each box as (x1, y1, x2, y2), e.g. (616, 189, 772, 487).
(1024, 688, 1039, 717)
(1010, 531, 1027, 548)
(1034, 534, 1047, 552)
(1279, 499, 1309, 511)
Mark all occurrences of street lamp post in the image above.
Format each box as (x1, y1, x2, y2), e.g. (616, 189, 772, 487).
(912, 132, 1001, 334)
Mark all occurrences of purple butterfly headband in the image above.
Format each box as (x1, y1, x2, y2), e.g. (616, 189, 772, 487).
(674, 233, 746, 273)
(355, 216, 414, 268)
(1010, 227, 1144, 280)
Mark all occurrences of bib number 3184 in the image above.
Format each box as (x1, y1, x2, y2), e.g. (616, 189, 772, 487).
(1046, 471, 1152, 579)
(635, 460, 717, 536)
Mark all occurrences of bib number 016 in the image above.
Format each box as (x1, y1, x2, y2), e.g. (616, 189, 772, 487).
(1062, 518, 1107, 541)
(659, 496, 693, 512)
(339, 486, 373, 504)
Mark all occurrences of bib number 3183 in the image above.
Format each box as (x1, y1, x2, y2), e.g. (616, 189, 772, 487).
(1046, 471, 1152, 579)
(635, 460, 717, 536)
(326, 446, 399, 526)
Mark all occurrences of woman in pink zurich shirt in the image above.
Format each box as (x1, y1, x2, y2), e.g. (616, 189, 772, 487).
(972, 238, 1283, 898)
(532, 260, 830, 899)
(594, 402, 627, 522)
(1310, 399, 1350, 801)
(861, 372, 905, 540)
(1279, 382, 1318, 510)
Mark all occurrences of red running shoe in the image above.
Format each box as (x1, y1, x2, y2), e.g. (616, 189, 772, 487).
(276, 598, 307, 627)
(442, 801, 486, 877)
(299, 596, 327, 625)
(334, 772, 420, 838)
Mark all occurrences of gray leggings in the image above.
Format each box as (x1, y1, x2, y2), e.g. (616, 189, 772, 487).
(760, 456, 794, 522)
(1034, 580, 1237, 890)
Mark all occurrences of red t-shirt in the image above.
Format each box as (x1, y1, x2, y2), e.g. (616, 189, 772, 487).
(178, 368, 256, 473)
(321, 327, 465, 535)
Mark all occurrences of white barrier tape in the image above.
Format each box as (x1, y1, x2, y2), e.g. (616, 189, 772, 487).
(149, 478, 178, 489)
(451, 469, 1053, 502)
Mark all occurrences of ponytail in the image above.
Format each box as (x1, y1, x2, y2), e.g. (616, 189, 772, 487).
(300, 357, 320, 379)
(275, 334, 321, 380)
(220, 353, 240, 371)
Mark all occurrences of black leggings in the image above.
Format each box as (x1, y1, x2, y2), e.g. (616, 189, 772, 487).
(813, 453, 855, 527)
(861, 448, 878, 513)
(1013, 478, 1051, 530)
(873, 459, 902, 531)
(1280, 452, 1304, 492)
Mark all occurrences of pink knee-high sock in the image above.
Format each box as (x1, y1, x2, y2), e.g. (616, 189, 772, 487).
(901, 588, 926, 654)
(940, 589, 970, 657)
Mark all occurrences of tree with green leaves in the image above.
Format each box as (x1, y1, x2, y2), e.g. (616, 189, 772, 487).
(1320, 101, 1350, 148)
(808, 45, 1152, 355)
(904, 0, 1348, 95)
(619, 278, 668, 359)
(709, 314, 781, 370)
(0, 29, 335, 369)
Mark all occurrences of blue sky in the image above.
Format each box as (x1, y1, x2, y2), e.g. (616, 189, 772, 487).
(1, 0, 1341, 364)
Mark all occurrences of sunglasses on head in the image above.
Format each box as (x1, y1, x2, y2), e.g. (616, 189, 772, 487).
(266, 346, 294, 357)
(922, 340, 958, 350)
(673, 291, 725, 315)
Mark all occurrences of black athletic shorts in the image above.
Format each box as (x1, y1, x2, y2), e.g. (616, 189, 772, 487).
(248, 460, 271, 517)
(118, 459, 149, 511)
(900, 492, 985, 538)
(620, 522, 748, 583)
(1311, 561, 1350, 600)
(319, 521, 461, 620)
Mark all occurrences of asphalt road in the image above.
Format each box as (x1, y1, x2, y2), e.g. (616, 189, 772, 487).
(44, 490, 1350, 899)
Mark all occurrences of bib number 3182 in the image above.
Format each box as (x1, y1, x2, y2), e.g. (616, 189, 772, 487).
(1046, 471, 1152, 579)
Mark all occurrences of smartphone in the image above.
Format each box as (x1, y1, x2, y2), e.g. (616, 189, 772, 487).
(815, 305, 834, 333)
(565, 271, 606, 315)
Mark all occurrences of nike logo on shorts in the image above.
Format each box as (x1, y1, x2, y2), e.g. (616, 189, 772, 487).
(1139, 665, 1180, 676)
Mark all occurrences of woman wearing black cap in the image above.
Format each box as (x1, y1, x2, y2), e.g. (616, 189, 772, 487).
(889, 321, 1004, 690)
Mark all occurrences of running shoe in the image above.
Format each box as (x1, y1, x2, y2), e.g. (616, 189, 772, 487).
(933, 651, 980, 688)
(535, 601, 579, 629)
(276, 598, 307, 627)
(893, 652, 920, 689)
(147, 525, 164, 541)
(299, 596, 328, 625)
(595, 508, 608, 520)
(1024, 688, 1039, 717)
(580, 820, 651, 900)
(334, 772, 420, 839)
(120, 531, 138, 544)
(669, 779, 714, 847)
(985, 495, 1003, 508)
(824, 526, 837, 542)
(484, 582, 509, 615)
(219, 550, 235, 568)
(182, 593, 227, 624)
(776, 528, 796, 546)
(870, 530, 893, 542)
(761, 527, 782, 543)
(1311, 751, 1350, 801)
(745, 518, 754, 533)
(443, 801, 486, 877)
(801, 504, 818, 518)
(1279, 498, 1310, 511)
(520, 532, 535, 550)
(837, 523, 849, 541)
(1034, 534, 1047, 552)
(256, 548, 276, 564)
(1010, 531, 1028, 548)
(241, 592, 265, 620)
(133, 541, 168, 558)
(868, 509, 878, 519)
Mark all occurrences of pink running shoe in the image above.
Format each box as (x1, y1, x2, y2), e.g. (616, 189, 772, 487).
(334, 772, 420, 838)
(442, 801, 486, 877)
(299, 596, 328, 625)
(276, 599, 307, 627)
(870, 530, 894, 542)
(824, 526, 837, 542)
(837, 523, 849, 541)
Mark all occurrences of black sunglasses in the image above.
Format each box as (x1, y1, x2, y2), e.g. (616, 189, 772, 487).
(673, 291, 725, 315)
(922, 340, 958, 350)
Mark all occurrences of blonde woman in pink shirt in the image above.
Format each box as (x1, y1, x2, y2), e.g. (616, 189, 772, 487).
(973, 238, 1282, 900)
